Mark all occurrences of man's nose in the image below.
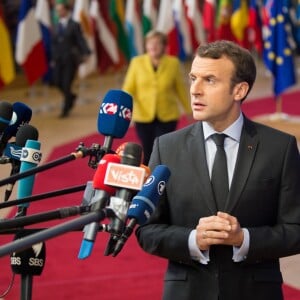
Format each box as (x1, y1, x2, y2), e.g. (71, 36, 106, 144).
(190, 80, 203, 95)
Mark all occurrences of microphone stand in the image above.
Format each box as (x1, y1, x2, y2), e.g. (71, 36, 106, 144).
(0, 142, 113, 299)
(0, 184, 88, 300)
(15, 205, 33, 300)
(4, 142, 98, 300)
(0, 205, 91, 231)
(0, 204, 114, 300)
(0, 207, 116, 258)
(0, 184, 86, 210)
(0, 142, 107, 188)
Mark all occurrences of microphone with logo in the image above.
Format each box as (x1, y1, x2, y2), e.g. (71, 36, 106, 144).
(112, 165, 171, 257)
(10, 126, 43, 300)
(0, 90, 131, 184)
(97, 89, 132, 156)
(2, 124, 39, 202)
(116, 142, 151, 183)
(16, 137, 42, 217)
(78, 153, 120, 259)
(0, 100, 13, 136)
(103, 142, 144, 256)
(10, 229, 46, 300)
(0, 102, 32, 156)
(10, 232, 46, 277)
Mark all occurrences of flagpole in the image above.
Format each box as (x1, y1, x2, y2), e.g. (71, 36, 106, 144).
(275, 95, 282, 114)
(268, 95, 288, 121)
(265, 94, 294, 121)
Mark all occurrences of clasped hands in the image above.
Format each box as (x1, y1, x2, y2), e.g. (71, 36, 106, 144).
(196, 212, 244, 251)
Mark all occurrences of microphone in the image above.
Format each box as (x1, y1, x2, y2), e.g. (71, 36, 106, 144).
(4, 124, 39, 201)
(10, 230, 46, 276)
(116, 141, 150, 182)
(112, 165, 171, 256)
(8, 126, 43, 295)
(97, 89, 132, 153)
(0, 100, 13, 135)
(0, 141, 22, 164)
(81, 181, 94, 207)
(104, 142, 144, 256)
(0, 102, 32, 156)
(78, 153, 120, 259)
(16, 138, 42, 216)
(0, 90, 130, 182)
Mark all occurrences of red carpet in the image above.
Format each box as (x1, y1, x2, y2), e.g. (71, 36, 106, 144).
(1, 92, 300, 299)
(245, 89, 300, 117)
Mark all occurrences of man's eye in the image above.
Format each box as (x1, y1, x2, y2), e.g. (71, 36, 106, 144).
(206, 77, 215, 84)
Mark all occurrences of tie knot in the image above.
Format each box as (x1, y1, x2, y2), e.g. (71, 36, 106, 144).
(211, 133, 227, 147)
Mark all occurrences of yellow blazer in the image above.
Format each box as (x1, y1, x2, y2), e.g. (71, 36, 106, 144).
(122, 54, 192, 123)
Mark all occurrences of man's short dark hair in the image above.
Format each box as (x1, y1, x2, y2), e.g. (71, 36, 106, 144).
(196, 40, 257, 101)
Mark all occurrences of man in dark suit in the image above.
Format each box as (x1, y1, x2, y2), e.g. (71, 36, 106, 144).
(136, 40, 300, 300)
(51, 2, 90, 118)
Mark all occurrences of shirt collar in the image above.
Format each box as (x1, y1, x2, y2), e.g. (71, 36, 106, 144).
(59, 15, 70, 26)
(203, 113, 244, 142)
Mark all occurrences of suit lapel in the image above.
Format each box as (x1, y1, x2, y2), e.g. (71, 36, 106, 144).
(144, 55, 156, 74)
(225, 117, 259, 212)
(189, 123, 218, 214)
(157, 56, 167, 73)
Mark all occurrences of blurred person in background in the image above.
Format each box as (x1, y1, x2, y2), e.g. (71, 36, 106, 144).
(122, 30, 192, 165)
(51, 1, 90, 118)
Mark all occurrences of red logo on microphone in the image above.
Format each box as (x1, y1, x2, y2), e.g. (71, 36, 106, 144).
(104, 163, 145, 190)
(101, 103, 118, 115)
(119, 106, 132, 121)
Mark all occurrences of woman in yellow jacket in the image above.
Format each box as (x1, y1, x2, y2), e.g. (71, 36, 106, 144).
(122, 30, 192, 164)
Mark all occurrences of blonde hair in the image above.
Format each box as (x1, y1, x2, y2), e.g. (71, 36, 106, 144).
(145, 30, 167, 47)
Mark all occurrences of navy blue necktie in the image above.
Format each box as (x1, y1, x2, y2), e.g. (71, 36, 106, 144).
(211, 134, 229, 210)
(58, 22, 65, 36)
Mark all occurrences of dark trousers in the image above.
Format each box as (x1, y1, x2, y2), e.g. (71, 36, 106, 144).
(135, 119, 177, 165)
(53, 61, 77, 114)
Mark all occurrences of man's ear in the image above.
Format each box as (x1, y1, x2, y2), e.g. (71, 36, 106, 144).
(233, 82, 249, 101)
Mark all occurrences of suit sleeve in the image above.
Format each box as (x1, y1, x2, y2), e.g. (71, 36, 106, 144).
(74, 22, 91, 56)
(135, 136, 195, 265)
(122, 59, 137, 97)
(246, 136, 300, 263)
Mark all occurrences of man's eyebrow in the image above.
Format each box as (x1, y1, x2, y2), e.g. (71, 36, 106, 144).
(188, 72, 217, 79)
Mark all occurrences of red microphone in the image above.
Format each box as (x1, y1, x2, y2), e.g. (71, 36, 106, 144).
(78, 153, 121, 259)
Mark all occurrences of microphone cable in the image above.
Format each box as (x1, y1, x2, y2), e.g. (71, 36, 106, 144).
(0, 266, 15, 298)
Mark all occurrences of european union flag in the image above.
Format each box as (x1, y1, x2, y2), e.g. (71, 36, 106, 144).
(263, 0, 296, 96)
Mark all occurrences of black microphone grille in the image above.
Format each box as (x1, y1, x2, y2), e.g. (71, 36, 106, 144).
(15, 124, 39, 147)
(0, 101, 13, 119)
(10, 230, 46, 276)
(121, 142, 143, 166)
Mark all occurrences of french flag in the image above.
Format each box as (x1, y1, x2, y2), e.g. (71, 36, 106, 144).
(15, 0, 47, 85)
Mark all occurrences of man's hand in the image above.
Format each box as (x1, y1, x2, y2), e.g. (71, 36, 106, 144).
(196, 212, 244, 251)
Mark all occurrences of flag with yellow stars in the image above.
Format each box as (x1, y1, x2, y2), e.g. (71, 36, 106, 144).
(263, 0, 296, 96)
